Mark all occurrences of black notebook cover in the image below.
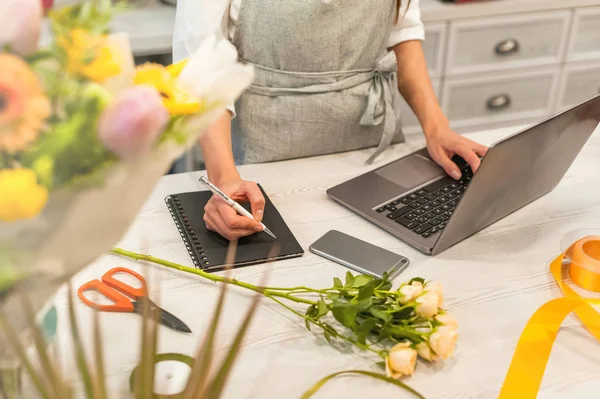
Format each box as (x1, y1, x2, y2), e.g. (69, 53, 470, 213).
(165, 185, 304, 271)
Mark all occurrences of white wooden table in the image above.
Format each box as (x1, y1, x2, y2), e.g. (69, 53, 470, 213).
(51, 123, 600, 399)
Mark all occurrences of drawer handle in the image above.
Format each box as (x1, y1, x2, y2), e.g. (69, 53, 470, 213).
(486, 94, 511, 110)
(495, 39, 520, 55)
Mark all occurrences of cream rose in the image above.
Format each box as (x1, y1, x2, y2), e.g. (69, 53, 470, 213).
(398, 281, 423, 304)
(385, 342, 418, 378)
(416, 342, 439, 362)
(428, 326, 458, 360)
(415, 291, 440, 319)
(435, 312, 458, 329)
(426, 281, 444, 307)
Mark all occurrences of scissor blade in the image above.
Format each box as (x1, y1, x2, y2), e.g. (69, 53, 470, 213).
(158, 308, 192, 333)
(133, 301, 192, 333)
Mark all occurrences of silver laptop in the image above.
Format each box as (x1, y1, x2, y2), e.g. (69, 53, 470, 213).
(327, 94, 600, 255)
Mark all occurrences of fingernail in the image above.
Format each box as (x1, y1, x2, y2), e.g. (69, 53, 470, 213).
(256, 209, 263, 215)
(451, 170, 461, 180)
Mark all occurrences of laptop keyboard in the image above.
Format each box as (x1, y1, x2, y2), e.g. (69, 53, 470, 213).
(376, 166, 473, 239)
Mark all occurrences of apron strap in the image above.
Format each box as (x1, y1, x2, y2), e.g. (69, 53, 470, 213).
(243, 51, 402, 163)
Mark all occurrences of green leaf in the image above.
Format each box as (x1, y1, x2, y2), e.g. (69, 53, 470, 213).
(300, 370, 426, 399)
(357, 280, 376, 301)
(378, 281, 393, 291)
(327, 292, 340, 301)
(317, 299, 329, 317)
(333, 277, 343, 288)
(369, 306, 392, 324)
(352, 274, 373, 288)
(331, 306, 357, 329)
(387, 324, 426, 343)
(356, 318, 377, 345)
(375, 361, 386, 370)
(409, 277, 425, 285)
(304, 305, 317, 331)
(355, 297, 373, 311)
(392, 307, 414, 320)
(323, 330, 332, 344)
(345, 271, 355, 288)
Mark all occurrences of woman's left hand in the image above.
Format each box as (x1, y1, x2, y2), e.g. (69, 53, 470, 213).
(424, 126, 488, 180)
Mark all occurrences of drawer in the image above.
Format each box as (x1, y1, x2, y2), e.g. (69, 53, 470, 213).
(441, 68, 559, 130)
(557, 61, 600, 111)
(422, 22, 447, 79)
(446, 11, 570, 76)
(399, 79, 442, 134)
(567, 7, 600, 62)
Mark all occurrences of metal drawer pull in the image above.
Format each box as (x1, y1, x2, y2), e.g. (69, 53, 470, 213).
(495, 38, 519, 55)
(486, 94, 511, 110)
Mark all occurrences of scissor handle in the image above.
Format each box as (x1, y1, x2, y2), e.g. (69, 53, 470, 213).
(77, 280, 134, 312)
(102, 267, 147, 300)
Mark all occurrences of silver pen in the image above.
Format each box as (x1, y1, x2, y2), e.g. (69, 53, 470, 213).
(198, 176, 277, 239)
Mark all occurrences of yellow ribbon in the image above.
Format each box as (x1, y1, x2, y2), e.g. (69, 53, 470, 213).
(499, 236, 600, 398)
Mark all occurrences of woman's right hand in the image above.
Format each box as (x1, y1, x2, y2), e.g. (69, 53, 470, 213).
(203, 178, 266, 241)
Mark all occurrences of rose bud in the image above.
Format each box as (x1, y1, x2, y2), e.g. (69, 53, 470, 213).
(98, 85, 169, 159)
(415, 291, 440, 319)
(398, 281, 423, 304)
(428, 326, 458, 360)
(426, 281, 444, 307)
(385, 342, 418, 378)
(435, 312, 458, 330)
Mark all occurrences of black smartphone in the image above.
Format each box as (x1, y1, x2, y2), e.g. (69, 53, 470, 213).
(309, 230, 410, 279)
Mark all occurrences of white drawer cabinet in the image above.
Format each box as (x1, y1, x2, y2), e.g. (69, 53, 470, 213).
(567, 7, 600, 62)
(557, 61, 600, 111)
(444, 11, 571, 76)
(422, 22, 447, 79)
(441, 68, 559, 130)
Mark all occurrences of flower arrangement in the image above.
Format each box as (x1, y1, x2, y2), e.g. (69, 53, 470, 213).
(0, 0, 252, 381)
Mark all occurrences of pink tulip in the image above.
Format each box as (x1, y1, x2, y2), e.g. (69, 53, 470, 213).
(0, 0, 43, 55)
(98, 86, 169, 159)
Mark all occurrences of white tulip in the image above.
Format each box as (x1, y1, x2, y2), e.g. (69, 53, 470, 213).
(428, 326, 458, 360)
(385, 342, 417, 378)
(177, 36, 254, 105)
(426, 281, 444, 307)
(416, 342, 439, 362)
(415, 291, 440, 319)
(398, 281, 423, 304)
(435, 312, 458, 329)
(0, 0, 42, 55)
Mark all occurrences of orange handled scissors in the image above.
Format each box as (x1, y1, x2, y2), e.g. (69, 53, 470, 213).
(77, 267, 191, 333)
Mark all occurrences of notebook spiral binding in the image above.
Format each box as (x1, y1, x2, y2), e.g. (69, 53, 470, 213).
(166, 195, 209, 269)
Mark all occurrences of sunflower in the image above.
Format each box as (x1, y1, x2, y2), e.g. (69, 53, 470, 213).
(59, 29, 122, 82)
(134, 62, 202, 116)
(0, 54, 51, 153)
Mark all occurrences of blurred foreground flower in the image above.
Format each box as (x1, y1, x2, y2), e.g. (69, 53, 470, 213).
(0, 168, 48, 222)
(58, 29, 122, 82)
(0, 0, 42, 55)
(98, 86, 169, 159)
(0, 54, 50, 153)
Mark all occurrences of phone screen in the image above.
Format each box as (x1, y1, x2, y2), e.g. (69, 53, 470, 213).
(309, 230, 409, 279)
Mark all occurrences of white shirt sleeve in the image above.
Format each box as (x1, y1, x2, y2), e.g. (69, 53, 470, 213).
(387, 0, 425, 48)
(173, 0, 237, 117)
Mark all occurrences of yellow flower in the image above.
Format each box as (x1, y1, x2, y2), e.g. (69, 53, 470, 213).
(134, 63, 201, 116)
(0, 54, 51, 153)
(166, 59, 188, 78)
(0, 168, 48, 222)
(59, 29, 121, 82)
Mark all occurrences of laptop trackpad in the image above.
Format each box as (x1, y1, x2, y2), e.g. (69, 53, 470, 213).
(375, 154, 444, 190)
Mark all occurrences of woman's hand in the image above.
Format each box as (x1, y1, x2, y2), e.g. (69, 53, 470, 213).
(203, 178, 266, 241)
(424, 126, 488, 180)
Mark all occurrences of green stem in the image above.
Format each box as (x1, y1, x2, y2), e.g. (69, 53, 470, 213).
(112, 248, 384, 358)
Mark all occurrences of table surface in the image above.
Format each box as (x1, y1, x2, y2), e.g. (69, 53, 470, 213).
(51, 123, 600, 399)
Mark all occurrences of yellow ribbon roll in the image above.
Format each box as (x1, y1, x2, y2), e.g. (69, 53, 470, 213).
(499, 235, 600, 398)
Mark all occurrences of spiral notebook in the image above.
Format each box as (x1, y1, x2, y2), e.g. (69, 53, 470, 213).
(165, 186, 304, 271)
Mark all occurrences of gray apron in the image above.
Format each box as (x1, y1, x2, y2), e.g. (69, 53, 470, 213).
(231, 0, 405, 164)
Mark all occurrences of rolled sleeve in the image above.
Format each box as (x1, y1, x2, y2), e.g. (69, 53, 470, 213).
(387, 0, 425, 48)
(173, 0, 237, 117)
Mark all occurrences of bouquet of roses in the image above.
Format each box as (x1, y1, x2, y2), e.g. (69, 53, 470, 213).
(0, 0, 252, 360)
